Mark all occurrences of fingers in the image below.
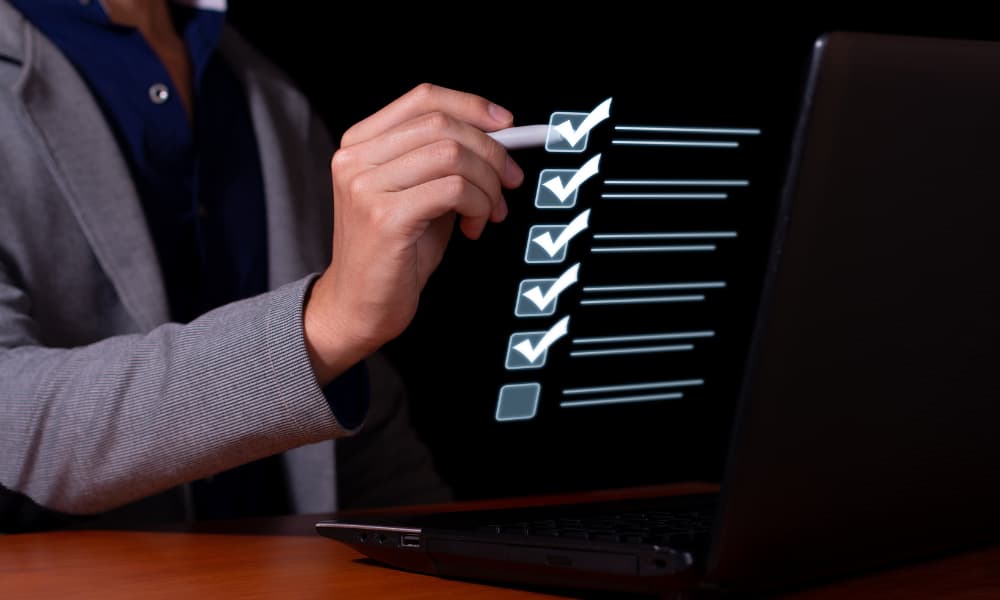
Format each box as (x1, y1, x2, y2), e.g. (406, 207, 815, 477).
(331, 82, 527, 242)
(334, 106, 527, 228)
(345, 138, 509, 230)
(342, 83, 514, 147)
(395, 175, 495, 240)
(342, 110, 524, 191)
(347, 158, 495, 241)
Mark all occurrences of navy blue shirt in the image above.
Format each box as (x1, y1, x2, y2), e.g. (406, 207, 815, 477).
(11, 1, 368, 434)
(11, 0, 268, 324)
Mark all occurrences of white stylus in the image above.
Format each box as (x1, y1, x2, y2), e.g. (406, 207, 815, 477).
(487, 124, 558, 149)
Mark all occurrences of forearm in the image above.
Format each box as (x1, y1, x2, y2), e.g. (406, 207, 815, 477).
(0, 276, 354, 516)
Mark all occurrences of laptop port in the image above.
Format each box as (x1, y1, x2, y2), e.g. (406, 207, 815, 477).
(400, 534, 421, 548)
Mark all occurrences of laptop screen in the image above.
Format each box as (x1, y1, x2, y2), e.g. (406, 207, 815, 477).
(381, 34, 818, 499)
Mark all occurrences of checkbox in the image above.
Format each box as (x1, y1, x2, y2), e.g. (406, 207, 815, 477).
(524, 225, 569, 263)
(535, 169, 580, 208)
(546, 111, 591, 153)
(524, 209, 590, 264)
(505, 331, 552, 369)
(505, 316, 570, 370)
(515, 278, 561, 316)
(545, 97, 613, 153)
(535, 154, 600, 209)
(495, 383, 541, 422)
(514, 263, 580, 317)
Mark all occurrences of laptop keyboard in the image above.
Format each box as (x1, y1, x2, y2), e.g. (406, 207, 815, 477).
(477, 508, 714, 550)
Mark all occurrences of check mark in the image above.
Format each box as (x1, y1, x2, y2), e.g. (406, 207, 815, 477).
(552, 97, 612, 148)
(522, 263, 580, 311)
(542, 154, 601, 203)
(513, 316, 570, 363)
(532, 209, 591, 257)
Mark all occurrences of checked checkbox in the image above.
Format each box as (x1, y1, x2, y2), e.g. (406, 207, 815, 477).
(545, 97, 612, 153)
(535, 154, 601, 209)
(505, 316, 570, 370)
(514, 263, 580, 317)
(524, 209, 590, 264)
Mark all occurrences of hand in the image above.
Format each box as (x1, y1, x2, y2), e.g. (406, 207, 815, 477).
(303, 83, 525, 385)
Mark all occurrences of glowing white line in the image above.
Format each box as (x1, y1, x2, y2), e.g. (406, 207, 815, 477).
(591, 245, 716, 253)
(614, 125, 760, 135)
(573, 331, 714, 345)
(592, 232, 736, 240)
(601, 193, 727, 199)
(583, 281, 725, 292)
(570, 344, 694, 357)
(563, 379, 704, 395)
(611, 140, 738, 148)
(561, 392, 684, 408)
(580, 295, 704, 305)
(604, 179, 748, 186)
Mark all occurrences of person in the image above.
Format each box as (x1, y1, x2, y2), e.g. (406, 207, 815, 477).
(0, 0, 525, 532)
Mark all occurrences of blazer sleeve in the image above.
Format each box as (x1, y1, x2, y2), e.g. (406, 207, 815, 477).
(0, 268, 359, 520)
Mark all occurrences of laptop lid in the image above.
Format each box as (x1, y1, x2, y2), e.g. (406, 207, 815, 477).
(706, 30, 1000, 592)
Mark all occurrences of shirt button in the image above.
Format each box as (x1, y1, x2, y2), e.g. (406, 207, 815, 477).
(148, 83, 170, 104)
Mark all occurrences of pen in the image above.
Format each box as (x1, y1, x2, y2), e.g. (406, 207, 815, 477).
(487, 124, 557, 150)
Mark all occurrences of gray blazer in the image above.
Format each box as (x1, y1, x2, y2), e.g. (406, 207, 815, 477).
(0, 2, 449, 531)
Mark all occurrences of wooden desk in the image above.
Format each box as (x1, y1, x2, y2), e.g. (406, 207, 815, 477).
(3, 484, 998, 599)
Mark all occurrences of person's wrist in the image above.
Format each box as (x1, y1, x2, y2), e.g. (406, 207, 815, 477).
(302, 275, 375, 387)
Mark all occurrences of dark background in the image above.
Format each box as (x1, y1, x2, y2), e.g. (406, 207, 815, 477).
(225, 6, 999, 503)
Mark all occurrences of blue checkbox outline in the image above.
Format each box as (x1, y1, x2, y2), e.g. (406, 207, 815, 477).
(546, 111, 590, 153)
(495, 382, 541, 422)
(534, 168, 580, 209)
(524, 224, 570, 264)
(514, 277, 562, 317)
(505, 330, 552, 370)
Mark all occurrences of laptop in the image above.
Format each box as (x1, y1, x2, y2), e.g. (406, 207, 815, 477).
(316, 31, 1000, 596)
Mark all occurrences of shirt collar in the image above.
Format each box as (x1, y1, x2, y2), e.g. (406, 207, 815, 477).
(9, 0, 228, 86)
(9, 1, 227, 27)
